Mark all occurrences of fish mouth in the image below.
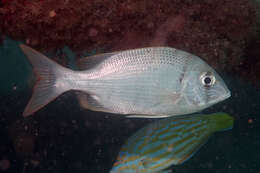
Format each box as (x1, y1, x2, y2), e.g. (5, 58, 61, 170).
(206, 89, 231, 106)
(218, 90, 231, 102)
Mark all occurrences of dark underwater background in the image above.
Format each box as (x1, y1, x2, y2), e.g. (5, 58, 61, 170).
(0, 0, 260, 172)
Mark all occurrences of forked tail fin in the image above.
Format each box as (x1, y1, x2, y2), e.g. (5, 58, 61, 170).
(20, 44, 73, 117)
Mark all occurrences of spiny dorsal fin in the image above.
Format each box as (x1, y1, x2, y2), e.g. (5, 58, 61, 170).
(76, 51, 120, 70)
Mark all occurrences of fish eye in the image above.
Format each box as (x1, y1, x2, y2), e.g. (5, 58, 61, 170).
(200, 72, 216, 87)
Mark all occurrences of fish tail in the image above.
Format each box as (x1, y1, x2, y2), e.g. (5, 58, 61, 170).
(20, 44, 73, 117)
(208, 112, 234, 132)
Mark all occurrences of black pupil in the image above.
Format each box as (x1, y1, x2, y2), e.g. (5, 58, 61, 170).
(204, 77, 212, 85)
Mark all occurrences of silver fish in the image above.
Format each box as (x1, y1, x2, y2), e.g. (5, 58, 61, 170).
(110, 112, 234, 173)
(20, 45, 230, 117)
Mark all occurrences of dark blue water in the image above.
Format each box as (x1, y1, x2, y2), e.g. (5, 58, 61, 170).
(0, 38, 259, 173)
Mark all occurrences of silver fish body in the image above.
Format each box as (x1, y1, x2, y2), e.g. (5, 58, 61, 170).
(20, 45, 230, 117)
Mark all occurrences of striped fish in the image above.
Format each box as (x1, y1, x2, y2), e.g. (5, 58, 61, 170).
(110, 112, 233, 173)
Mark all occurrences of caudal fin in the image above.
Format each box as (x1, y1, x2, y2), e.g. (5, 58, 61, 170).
(20, 44, 72, 117)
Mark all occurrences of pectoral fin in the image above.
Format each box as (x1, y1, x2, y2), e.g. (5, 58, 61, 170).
(161, 91, 181, 105)
(151, 81, 181, 105)
(76, 92, 112, 113)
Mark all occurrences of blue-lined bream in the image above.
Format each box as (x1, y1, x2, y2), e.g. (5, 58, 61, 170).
(20, 45, 230, 117)
(110, 112, 234, 173)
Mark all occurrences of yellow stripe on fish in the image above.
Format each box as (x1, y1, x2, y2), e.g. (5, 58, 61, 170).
(110, 112, 234, 173)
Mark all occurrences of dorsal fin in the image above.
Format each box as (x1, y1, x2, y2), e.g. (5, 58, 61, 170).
(76, 51, 120, 70)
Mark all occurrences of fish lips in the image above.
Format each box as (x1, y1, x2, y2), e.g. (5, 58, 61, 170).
(207, 88, 231, 106)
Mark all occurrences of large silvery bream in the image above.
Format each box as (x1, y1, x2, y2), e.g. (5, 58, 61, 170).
(20, 45, 230, 117)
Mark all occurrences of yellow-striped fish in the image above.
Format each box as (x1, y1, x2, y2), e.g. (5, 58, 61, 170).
(110, 112, 234, 173)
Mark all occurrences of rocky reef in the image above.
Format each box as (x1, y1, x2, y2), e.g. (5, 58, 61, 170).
(240, 0, 260, 87)
(0, 0, 258, 83)
(0, 1, 259, 172)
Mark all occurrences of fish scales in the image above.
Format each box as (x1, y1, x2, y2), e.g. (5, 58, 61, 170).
(83, 48, 186, 79)
(154, 119, 199, 142)
(135, 119, 196, 149)
(124, 123, 201, 170)
(155, 119, 195, 136)
(133, 119, 202, 155)
(20, 45, 230, 117)
(111, 113, 234, 173)
(77, 71, 182, 113)
(173, 128, 208, 156)
(140, 121, 208, 156)
(125, 119, 207, 169)
(132, 126, 157, 153)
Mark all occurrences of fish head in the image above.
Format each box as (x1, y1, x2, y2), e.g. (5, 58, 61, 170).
(110, 153, 146, 173)
(208, 112, 234, 132)
(183, 58, 231, 110)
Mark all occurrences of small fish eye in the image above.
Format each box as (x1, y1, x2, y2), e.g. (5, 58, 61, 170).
(204, 77, 212, 85)
(200, 72, 216, 87)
